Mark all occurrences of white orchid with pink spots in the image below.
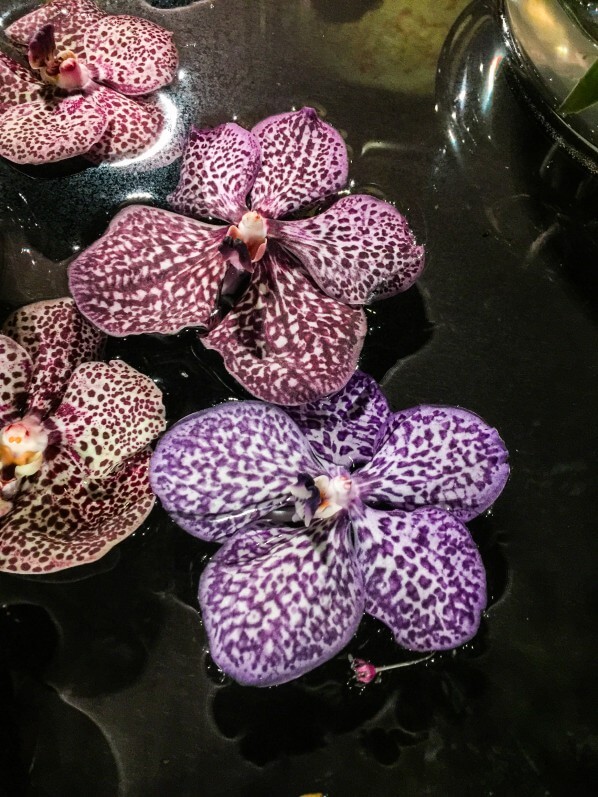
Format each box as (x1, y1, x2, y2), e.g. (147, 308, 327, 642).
(0, 0, 178, 164)
(0, 298, 165, 573)
(69, 107, 425, 404)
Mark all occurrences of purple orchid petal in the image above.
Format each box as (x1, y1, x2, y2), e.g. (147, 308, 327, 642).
(199, 514, 364, 686)
(69, 206, 226, 336)
(249, 108, 348, 219)
(0, 447, 154, 574)
(0, 336, 32, 426)
(353, 504, 486, 651)
(0, 53, 44, 111)
(2, 299, 104, 419)
(168, 124, 260, 223)
(84, 14, 177, 96)
(83, 88, 164, 164)
(6, 0, 105, 58)
(272, 195, 425, 305)
(0, 94, 107, 165)
(286, 371, 390, 468)
(150, 401, 320, 543)
(357, 406, 510, 522)
(203, 249, 367, 405)
(52, 360, 165, 478)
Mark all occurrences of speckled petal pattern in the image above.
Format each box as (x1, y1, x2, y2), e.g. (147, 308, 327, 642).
(273, 195, 425, 305)
(286, 371, 390, 468)
(2, 298, 104, 418)
(5, 0, 105, 58)
(199, 515, 364, 686)
(85, 14, 178, 96)
(358, 406, 510, 522)
(69, 206, 226, 336)
(249, 108, 348, 218)
(168, 124, 260, 223)
(0, 94, 107, 165)
(0, 336, 32, 426)
(52, 360, 165, 478)
(0, 448, 154, 574)
(150, 401, 320, 543)
(0, 53, 44, 111)
(203, 249, 367, 405)
(84, 88, 164, 164)
(353, 505, 487, 651)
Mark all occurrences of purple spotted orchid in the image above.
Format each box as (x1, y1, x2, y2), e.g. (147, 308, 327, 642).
(150, 371, 509, 687)
(0, 0, 178, 164)
(69, 107, 424, 404)
(0, 298, 166, 573)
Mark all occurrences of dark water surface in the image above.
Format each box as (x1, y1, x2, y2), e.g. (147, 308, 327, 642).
(0, 0, 597, 795)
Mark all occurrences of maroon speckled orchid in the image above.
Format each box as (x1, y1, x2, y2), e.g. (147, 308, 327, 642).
(150, 371, 509, 687)
(0, 0, 178, 164)
(0, 298, 166, 573)
(68, 108, 425, 404)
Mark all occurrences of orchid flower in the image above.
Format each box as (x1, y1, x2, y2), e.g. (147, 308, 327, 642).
(150, 371, 509, 686)
(69, 107, 425, 404)
(0, 298, 166, 573)
(0, 0, 178, 164)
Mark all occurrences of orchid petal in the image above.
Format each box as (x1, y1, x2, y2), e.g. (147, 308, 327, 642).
(85, 14, 177, 96)
(273, 195, 425, 305)
(353, 505, 486, 651)
(249, 108, 348, 218)
(286, 371, 390, 468)
(84, 88, 164, 164)
(52, 360, 165, 478)
(0, 53, 44, 111)
(0, 336, 32, 426)
(168, 124, 260, 223)
(69, 206, 226, 336)
(0, 448, 154, 574)
(203, 249, 367, 405)
(2, 299, 104, 418)
(199, 514, 364, 686)
(150, 401, 320, 543)
(357, 406, 510, 522)
(6, 0, 105, 58)
(0, 94, 107, 165)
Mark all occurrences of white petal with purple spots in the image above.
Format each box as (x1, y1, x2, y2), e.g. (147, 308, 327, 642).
(273, 195, 425, 305)
(357, 406, 510, 522)
(353, 505, 487, 651)
(0, 336, 32, 426)
(286, 371, 390, 467)
(199, 515, 364, 686)
(249, 108, 348, 218)
(150, 401, 320, 543)
(68, 206, 226, 336)
(168, 124, 260, 223)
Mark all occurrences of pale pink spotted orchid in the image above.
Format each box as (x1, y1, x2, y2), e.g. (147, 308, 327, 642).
(0, 0, 178, 164)
(68, 108, 425, 405)
(0, 298, 166, 573)
(150, 371, 509, 686)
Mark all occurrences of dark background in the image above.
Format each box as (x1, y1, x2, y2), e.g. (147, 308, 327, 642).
(0, 0, 597, 794)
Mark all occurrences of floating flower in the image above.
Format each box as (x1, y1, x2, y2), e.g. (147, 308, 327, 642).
(0, 0, 178, 164)
(0, 298, 166, 573)
(69, 107, 424, 404)
(348, 654, 433, 685)
(150, 371, 509, 686)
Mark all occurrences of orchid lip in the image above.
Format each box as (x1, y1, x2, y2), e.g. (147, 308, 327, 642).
(0, 416, 48, 480)
(289, 470, 355, 525)
(226, 211, 268, 263)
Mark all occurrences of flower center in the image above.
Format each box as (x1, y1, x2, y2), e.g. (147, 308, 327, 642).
(225, 211, 268, 263)
(289, 471, 354, 526)
(0, 416, 48, 485)
(28, 24, 91, 91)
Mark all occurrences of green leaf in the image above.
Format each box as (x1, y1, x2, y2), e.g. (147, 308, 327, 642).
(560, 58, 598, 115)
